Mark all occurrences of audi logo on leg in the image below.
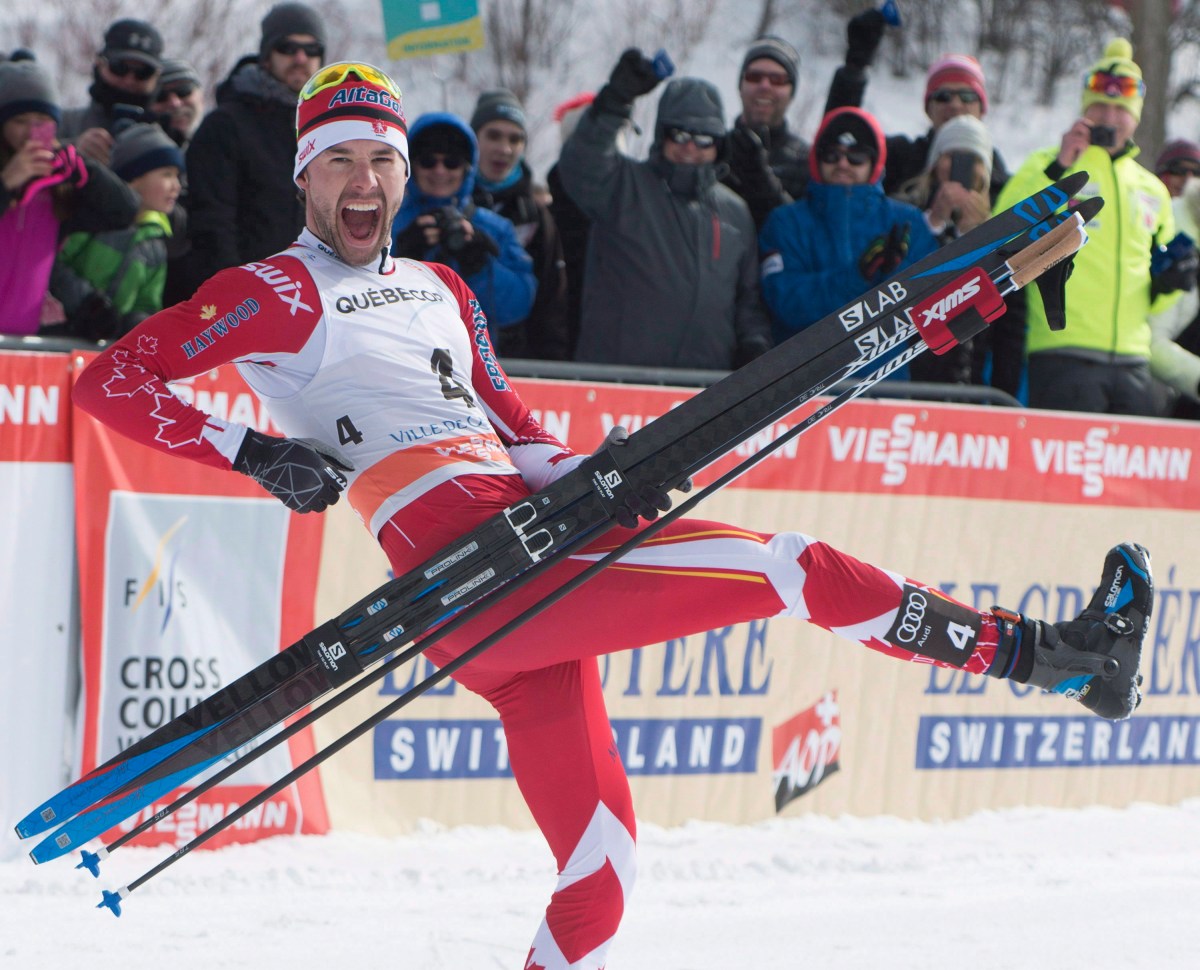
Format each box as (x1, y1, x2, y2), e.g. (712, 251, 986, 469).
(894, 592, 927, 644)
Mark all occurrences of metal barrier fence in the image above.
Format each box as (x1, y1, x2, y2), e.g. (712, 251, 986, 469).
(0, 335, 1023, 407)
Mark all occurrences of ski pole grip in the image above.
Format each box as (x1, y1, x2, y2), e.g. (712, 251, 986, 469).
(1007, 212, 1087, 289)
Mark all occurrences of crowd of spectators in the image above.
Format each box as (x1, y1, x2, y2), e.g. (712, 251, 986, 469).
(4, 6, 1200, 420)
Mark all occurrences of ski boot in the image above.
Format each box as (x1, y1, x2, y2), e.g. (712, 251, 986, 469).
(988, 542, 1153, 720)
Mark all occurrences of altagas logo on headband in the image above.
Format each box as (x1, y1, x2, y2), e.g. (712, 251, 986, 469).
(328, 85, 404, 119)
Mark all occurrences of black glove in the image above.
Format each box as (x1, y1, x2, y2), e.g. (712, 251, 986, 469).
(233, 430, 354, 513)
(605, 48, 663, 104)
(846, 8, 887, 69)
(392, 218, 430, 259)
(597, 426, 692, 529)
(72, 292, 121, 342)
(451, 225, 499, 277)
(1151, 232, 1199, 298)
(727, 125, 786, 200)
(859, 222, 911, 281)
(432, 206, 469, 254)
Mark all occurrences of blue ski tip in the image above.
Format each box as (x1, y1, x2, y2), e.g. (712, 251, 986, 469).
(77, 850, 101, 878)
(98, 890, 123, 917)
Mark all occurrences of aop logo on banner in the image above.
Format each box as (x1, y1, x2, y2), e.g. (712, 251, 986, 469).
(771, 691, 842, 812)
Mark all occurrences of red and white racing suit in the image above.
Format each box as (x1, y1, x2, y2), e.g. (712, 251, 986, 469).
(74, 231, 1003, 969)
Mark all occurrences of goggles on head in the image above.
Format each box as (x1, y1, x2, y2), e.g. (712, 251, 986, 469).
(299, 62, 403, 104)
(1084, 70, 1145, 100)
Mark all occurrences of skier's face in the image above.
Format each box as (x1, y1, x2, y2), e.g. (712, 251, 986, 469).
(739, 57, 793, 128)
(299, 139, 407, 265)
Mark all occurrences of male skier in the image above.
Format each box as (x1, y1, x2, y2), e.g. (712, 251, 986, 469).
(73, 63, 1153, 970)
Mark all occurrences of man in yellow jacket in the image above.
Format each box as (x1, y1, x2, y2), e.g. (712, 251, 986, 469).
(995, 39, 1178, 415)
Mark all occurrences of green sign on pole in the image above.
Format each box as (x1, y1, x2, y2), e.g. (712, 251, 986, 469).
(380, 0, 484, 60)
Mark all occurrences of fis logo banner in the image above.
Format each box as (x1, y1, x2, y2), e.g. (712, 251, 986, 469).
(771, 692, 842, 812)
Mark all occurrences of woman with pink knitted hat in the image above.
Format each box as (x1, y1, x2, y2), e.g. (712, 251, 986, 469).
(824, 10, 1010, 202)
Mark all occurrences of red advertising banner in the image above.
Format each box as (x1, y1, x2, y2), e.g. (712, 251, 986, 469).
(69, 353, 330, 850)
(512, 379, 1200, 508)
(0, 350, 72, 461)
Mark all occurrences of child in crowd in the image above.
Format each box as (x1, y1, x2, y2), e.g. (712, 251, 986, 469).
(48, 122, 183, 340)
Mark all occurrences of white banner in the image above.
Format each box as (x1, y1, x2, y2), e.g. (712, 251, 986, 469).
(0, 353, 74, 861)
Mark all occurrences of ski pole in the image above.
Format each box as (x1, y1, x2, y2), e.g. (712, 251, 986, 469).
(95, 218, 1089, 913)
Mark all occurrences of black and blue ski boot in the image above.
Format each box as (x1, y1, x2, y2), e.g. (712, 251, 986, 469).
(988, 542, 1153, 720)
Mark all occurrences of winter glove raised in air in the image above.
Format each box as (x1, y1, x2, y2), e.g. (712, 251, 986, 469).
(846, 8, 888, 70)
(603, 48, 664, 105)
(233, 430, 354, 513)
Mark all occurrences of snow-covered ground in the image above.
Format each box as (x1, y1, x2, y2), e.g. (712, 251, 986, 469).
(4, 800, 1199, 969)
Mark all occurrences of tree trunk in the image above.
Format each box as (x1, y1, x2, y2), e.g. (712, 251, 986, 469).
(1131, 0, 1173, 164)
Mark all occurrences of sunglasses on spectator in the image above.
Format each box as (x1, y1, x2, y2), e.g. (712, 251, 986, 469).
(666, 128, 716, 149)
(1166, 163, 1200, 178)
(157, 82, 198, 100)
(742, 69, 791, 88)
(929, 88, 981, 104)
(818, 146, 873, 166)
(1084, 70, 1145, 100)
(415, 154, 466, 171)
(275, 40, 325, 58)
(106, 59, 158, 81)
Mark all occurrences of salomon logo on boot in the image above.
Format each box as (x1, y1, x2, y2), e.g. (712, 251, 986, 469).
(1025, 543, 1153, 720)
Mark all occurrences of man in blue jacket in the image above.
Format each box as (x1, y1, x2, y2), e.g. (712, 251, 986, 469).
(390, 112, 536, 345)
(759, 106, 939, 345)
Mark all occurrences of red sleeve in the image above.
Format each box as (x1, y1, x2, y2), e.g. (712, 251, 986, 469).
(72, 255, 321, 469)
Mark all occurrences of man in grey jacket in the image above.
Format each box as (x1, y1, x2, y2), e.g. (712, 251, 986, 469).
(558, 49, 772, 371)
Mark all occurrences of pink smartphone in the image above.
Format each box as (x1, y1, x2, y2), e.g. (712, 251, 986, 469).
(29, 119, 57, 148)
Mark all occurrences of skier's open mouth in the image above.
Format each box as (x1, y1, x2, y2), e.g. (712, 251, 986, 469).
(342, 201, 381, 242)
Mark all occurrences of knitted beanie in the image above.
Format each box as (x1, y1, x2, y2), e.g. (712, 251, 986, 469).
(469, 89, 526, 133)
(1081, 38, 1144, 122)
(260, 2, 326, 59)
(293, 62, 408, 183)
(157, 59, 202, 92)
(925, 54, 989, 115)
(926, 114, 993, 184)
(1155, 139, 1200, 175)
(0, 60, 61, 127)
(740, 36, 800, 88)
(110, 122, 186, 181)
